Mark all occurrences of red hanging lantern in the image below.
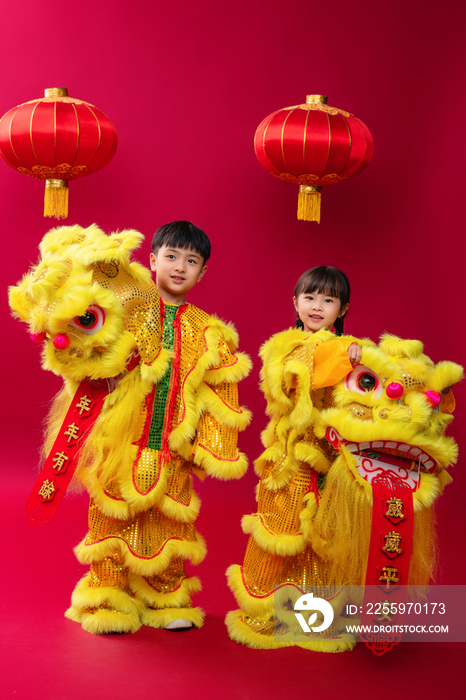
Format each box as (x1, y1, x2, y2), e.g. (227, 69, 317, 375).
(0, 87, 117, 219)
(254, 94, 373, 223)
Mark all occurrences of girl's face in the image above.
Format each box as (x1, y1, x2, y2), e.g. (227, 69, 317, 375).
(293, 290, 348, 333)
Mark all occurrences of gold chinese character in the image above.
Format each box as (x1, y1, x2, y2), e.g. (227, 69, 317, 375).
(379, 567, 399, 590)
(386, 497, 404, 519)
(76, 395, 92, 415)
(376, 600, 394, 622)
(64, 422, 81, 442)
(38, 479, 56, 501)
(383, 531, 402, 554)
(52, 451, 69, 472)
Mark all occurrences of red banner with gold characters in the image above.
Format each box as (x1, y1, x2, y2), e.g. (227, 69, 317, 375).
(25, 379, 109, 526)
(359, 481, 414, 656)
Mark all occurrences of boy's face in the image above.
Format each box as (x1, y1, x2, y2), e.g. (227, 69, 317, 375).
(150, 245, 207, 304)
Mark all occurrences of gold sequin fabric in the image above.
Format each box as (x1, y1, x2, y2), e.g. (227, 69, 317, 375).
(228, 331, 350, 645)
(285, 344, 317, 391)
(79, 304, 247, 614)
(90, 552, 131, 592)
(85, 499, 198, 558)
(92, 263, 161, 364)
(256, 462, 311, 536)
(345, 402, 373, 420)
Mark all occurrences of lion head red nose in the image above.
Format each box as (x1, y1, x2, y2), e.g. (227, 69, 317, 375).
(425, 390, 441, 407)
(386, 382, 403, 399)
(53, 334, 70, 350)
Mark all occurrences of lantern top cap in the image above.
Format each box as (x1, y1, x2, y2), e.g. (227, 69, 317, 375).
(306, 95, 328, 105)
(44, 87, 68, 98)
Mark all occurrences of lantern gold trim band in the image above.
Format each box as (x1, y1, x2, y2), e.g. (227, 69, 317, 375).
(297, 185, 322, 223)
(44, 179, 69, 219)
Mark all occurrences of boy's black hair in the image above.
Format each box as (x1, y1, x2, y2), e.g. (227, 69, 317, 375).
(294, 266, 351, 336)
(151, 221, 211, 264)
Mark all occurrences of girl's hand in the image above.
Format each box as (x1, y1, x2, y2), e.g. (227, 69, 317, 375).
(348, 343, 362, 366)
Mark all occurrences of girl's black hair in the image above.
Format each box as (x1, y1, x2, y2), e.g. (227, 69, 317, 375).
(151, 221, 211, 264)
(294, 266, 351, 336)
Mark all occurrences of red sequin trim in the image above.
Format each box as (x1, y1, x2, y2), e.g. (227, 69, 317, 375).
(85, 534, 185, 560)
(206, 383, 244, 414)
(197, 443, 240, 462)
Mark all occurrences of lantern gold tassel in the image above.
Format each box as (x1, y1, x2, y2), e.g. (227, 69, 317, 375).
(44, 179, 69, 219)
(297, 185, 321, 223)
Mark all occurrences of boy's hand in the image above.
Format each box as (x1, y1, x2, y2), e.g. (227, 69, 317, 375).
(348, 343, 362, 366)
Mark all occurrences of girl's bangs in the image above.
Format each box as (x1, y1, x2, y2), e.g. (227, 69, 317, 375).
(298, 268, 346, 300)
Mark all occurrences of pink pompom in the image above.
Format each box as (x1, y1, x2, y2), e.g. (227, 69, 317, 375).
(386, 382, 404, 399)
(53, 334, 70, 350)
(30, 332, 46, 344)
(425, 390, 441, 407)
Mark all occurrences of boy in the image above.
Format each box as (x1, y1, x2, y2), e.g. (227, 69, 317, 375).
(64, 221, 252, 633)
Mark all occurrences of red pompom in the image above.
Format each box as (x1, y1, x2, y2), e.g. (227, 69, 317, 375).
(53, 334, 70, 350)
(30, 332, 46, 344)
(386, 382, 404, 399)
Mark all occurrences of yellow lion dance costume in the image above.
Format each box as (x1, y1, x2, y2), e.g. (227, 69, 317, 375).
(226, 328, 462, 652)
(10, 224, 251, 634)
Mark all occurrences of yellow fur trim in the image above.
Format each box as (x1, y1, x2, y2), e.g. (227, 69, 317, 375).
(260, 453, 300, 491)
(193, 443, 248, 480)
(226, 565, 275, 618)
(241, 514, 306, 556)
(69, 574, 145, 616)
(141, 606, 205, 629)
(169, 320, 250, 453)
(74, 227, 146, 267)
(379, 334, 424, 358)
(260, 416, 280, 450)
(299, 492, 318, 541)
(156, 483, 201, 523)
(413, 472, 441, 512)
(430, 361, 464, 391)
(117, 458, 169, 514)
(74, 533, 207, 576)
(295, 441, 332, 473)
(204, 351, 252, 384)
(260, 328, 332, 401)
(283, 360, 313, 431)
(82, 476, 131, 519)
(67, 607, 142, 634)
(130, 573, 202, 609)
(196, 383, 252, 430)
(225, 609, 355, 652)
(438, 469, 453, 493)
(208, 316, 240, 351)
(139, 348, 172, 384)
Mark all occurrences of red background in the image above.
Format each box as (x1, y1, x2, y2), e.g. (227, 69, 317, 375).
(1, 1, 464, 698)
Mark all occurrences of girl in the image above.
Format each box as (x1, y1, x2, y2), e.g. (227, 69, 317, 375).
(226, 266, 361, 652)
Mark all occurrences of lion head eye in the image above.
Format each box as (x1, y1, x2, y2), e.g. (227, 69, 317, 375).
(345, 365, 383, 398)
(358, 373, 376, 391)
(69, 304, 106, 335)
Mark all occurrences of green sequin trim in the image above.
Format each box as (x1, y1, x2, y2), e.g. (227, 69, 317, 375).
(147, 304, 178, 450)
